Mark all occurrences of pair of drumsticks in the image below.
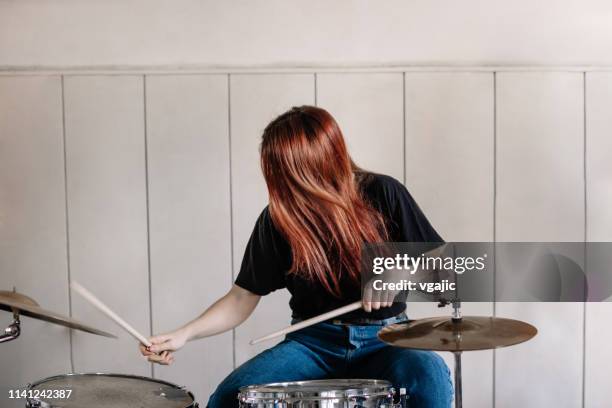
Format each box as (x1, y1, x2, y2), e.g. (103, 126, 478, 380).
(70, 281, 360, 348)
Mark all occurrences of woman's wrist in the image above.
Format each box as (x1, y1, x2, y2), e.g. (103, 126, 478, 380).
(177, 324, 196, 342)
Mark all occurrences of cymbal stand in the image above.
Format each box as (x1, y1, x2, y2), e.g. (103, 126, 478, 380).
(453, 350, 462, 408)
(439, 298, 463, 408)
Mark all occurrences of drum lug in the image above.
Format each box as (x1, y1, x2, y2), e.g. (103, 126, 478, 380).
(380, 403, 404, 408)
(24, 383, 39, 408)
(25, 397, 48, 408)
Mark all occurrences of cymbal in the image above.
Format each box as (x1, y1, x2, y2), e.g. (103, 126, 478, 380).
(0, 290, 117, 338)
(378, 316, 537, 352)
(0, 291, 39, 308)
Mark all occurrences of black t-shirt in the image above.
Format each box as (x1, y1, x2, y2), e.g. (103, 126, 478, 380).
(234, 173, 443, 320)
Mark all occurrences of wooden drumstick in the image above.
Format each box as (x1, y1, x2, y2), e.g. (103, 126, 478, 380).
(250, 300, 362, 345)
(70, 281, 152, 348)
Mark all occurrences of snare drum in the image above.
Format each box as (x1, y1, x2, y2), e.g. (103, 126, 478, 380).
(238, 379, 396, 407)
(26, 373, 198, 408)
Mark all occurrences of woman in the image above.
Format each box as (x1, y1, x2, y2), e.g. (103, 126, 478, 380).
(140, 106, 453, 407)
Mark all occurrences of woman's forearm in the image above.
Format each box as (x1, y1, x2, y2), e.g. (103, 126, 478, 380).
(179, 284, 260, 341)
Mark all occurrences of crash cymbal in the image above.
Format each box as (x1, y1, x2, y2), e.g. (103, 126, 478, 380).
(0, 290, 39, 308)
(0, 290, 117, 338)
(378, 316, 537, 352)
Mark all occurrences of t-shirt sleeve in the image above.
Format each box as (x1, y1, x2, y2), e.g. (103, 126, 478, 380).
(234, 207, 289, 295)
(390, 182, 444, 243)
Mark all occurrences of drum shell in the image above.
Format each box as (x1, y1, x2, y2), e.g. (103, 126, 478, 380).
(25, 373, 198, 408)
(238, 379, 395, 408)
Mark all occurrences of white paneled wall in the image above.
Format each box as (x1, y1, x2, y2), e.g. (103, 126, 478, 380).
(584, 72, 612, 408)
(404, 73, 494, 242)
(63, 76, 151, 375)
(145, 75, 233, 400)
(0, 76, 71, 408)
(495, 73, 585, 408)
(0, 69, 608, 408)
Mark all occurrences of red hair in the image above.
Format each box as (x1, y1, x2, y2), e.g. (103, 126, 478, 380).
(260, 106, 388, 297)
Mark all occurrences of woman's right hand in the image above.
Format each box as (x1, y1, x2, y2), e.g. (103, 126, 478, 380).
(139, 329, 190, 365)
(138, 285, 260, 365)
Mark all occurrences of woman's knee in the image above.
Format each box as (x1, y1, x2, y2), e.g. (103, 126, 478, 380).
(206, 347, 278, 408)
(416, 351, 452, 388)
(207, 371, 243, 408)
(390, 350, 453, 406)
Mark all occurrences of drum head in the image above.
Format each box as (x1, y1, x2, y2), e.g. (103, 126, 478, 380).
(239, 379, 392, 403)
(28, 373, 195, 408)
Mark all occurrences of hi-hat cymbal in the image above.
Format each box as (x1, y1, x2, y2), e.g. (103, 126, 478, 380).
(0, 290, 117, 338)
(378, 316, 537, 352)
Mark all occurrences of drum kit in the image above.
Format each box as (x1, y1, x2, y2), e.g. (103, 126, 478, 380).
(1, 287, 537, 408)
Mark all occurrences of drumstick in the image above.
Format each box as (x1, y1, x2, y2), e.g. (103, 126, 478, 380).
(250, 300, 362, 345)
(70, 281, 152, 348)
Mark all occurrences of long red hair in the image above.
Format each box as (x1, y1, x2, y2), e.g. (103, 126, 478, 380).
(260, 106, 388, 297)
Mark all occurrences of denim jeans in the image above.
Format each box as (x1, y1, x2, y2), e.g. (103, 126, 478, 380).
(207, 316, 453, 407)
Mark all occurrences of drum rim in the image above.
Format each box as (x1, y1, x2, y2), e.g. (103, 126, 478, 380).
(26, 372, 196, 404)
(238, 378, 393, 401)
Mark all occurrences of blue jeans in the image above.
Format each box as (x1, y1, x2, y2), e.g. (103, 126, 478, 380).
(208, 316, 453, 407)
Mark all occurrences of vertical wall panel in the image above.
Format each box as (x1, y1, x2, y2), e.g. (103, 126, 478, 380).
(404, 72, 495, 408)
(0, 76, 70, 407)
(405, 73, 494, 242)
(64, 76, 150, 375)
(146, 75, 232, 404)
(231, 74, 315, 364)
(585, 73, 612, 241)
(495, 72, 584, 408)
(316, 73, 404, 181)
(584, 72, 612, 408)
